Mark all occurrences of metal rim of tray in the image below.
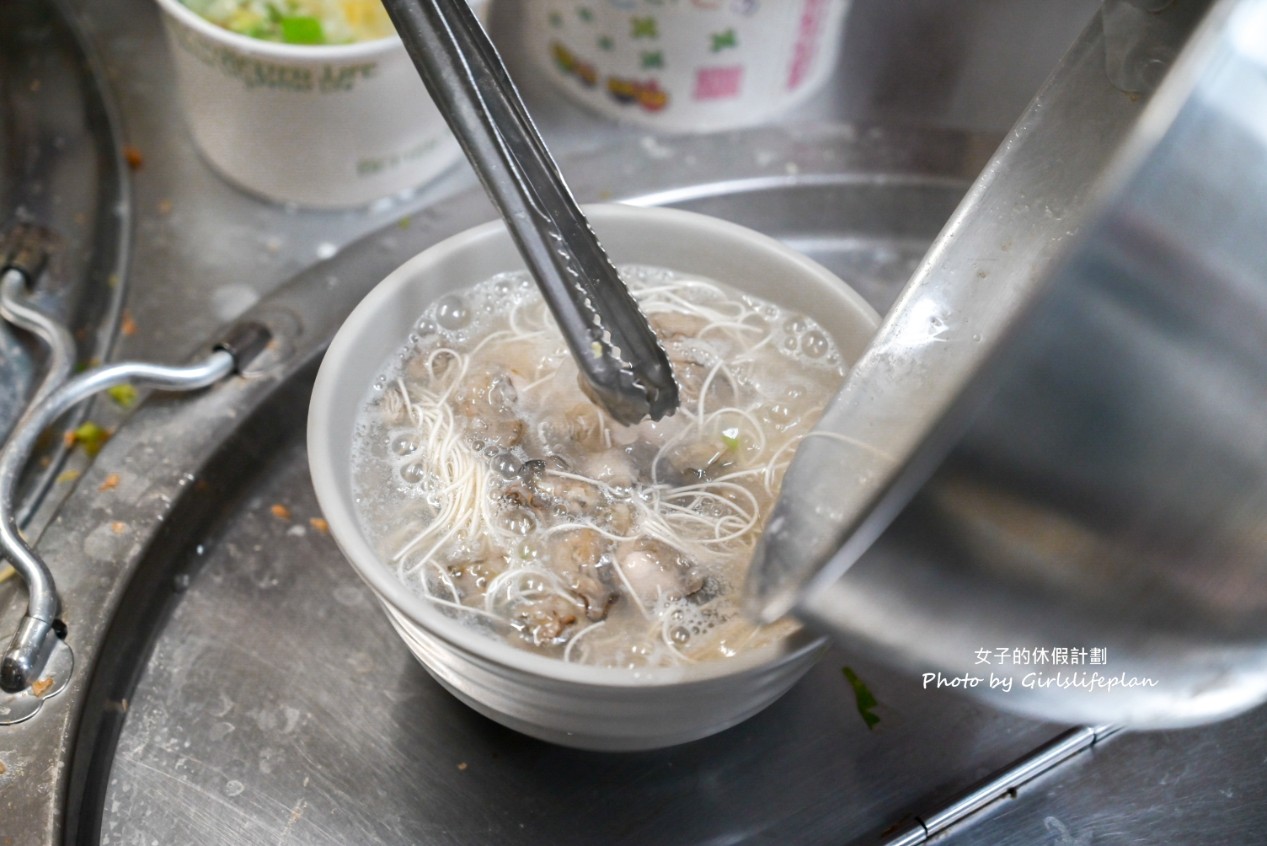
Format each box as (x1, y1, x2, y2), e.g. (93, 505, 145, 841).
(2, 122, 1019, 843)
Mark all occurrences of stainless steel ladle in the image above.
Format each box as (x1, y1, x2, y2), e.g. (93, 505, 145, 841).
(749, 0, 1267, 729)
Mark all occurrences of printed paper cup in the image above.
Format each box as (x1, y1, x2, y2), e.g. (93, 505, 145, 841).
(523, 0, 850, 133)
(153, 0, 486, 208)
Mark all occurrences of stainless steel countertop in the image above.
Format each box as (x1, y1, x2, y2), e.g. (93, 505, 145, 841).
(5, 0, 1267, 843)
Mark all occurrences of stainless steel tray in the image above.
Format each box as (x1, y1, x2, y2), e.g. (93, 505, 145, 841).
(4, 113, 1077, 841)
(9, 119, 1262, 845)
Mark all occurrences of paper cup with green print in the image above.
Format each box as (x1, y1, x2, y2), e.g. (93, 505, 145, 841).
(524, 0, 849, 133)
(153, 0, 486, 208)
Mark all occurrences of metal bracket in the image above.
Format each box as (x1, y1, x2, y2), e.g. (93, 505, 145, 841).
(0, 636, 72, 725)
(1, 224, 75, 416)
(0, 321, 273, 710)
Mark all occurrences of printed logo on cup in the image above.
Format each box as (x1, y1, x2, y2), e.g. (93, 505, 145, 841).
(169, 25, 380, 94)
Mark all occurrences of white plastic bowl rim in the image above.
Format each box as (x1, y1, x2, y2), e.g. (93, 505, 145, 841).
(153, 0, 405, 60)
(309, 204, 879, 691)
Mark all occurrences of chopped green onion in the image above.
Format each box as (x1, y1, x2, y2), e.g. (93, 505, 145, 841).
(281, 15, 325, 44)
(843, 666, 881, 731)
(107, 384, 138, 408)
(720, 426, 741, 451)
(72, 422, 110, 457)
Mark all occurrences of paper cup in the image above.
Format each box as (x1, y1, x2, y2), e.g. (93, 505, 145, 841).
(523, 0, 849, 133)
(153, 0, 486, 208)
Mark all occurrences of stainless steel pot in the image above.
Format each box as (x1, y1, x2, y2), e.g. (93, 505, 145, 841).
(748, 0, 1267, 728)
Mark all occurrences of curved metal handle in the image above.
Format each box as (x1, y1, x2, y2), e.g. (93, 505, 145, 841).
(1, 226, 79, 527)
(1, 267, 76, 449)
(0, 350, 239, 693)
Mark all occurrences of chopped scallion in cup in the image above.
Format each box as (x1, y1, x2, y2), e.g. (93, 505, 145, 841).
(181, 0, 394, 45)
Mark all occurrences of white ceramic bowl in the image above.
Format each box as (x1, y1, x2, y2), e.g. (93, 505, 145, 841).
(308, 204, 879, 750)
(152, 0, 485, 208)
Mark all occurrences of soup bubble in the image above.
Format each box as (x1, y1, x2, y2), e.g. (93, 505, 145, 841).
(488, 378, 516, 409)
(498, 507, 537, 536)
(434, 294, 470, 330)
(802, 329, 830, 359)
(492, 452, 521, 479)
(762, 403, 795, 430)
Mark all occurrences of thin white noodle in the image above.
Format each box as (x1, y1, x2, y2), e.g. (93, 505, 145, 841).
(800, 430, 898, 463)
(563, 620, 607, 663)
(430, 561, 461, 602)
(608, 555, 652, 621)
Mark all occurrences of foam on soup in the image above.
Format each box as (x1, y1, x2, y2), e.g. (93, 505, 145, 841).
(351, 265, 845, 668)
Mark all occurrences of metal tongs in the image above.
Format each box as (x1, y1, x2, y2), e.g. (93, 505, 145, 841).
(381, 0, 679, 425)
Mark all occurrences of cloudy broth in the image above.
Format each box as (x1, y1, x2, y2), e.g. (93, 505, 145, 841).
(351, 265, 845, 668)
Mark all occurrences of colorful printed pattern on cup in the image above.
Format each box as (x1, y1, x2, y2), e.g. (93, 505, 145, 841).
(542, 0, 843, 121)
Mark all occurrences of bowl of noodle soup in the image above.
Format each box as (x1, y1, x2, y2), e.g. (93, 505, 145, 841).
(309, 204, 879, 750)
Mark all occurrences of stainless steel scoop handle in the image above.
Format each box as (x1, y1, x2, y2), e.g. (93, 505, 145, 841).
(381, 0, 679, 425)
